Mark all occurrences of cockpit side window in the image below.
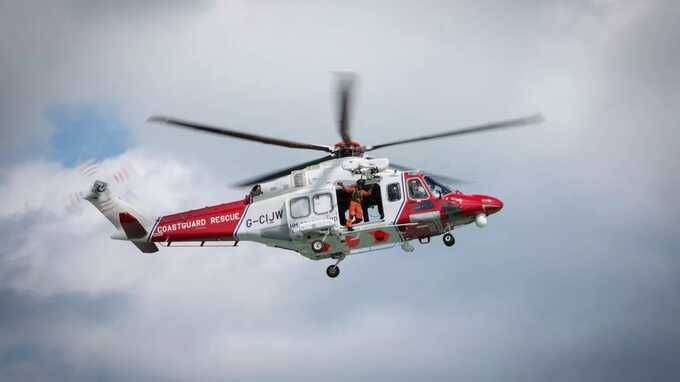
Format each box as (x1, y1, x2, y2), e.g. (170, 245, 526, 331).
(407, 178, 429, 200)
(424, 176, 452, 195)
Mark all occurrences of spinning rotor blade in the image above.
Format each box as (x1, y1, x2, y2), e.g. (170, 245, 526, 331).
(77, 159, 99, 179)
(65, 160, 140, 213)
(148, 116, 333, 153)
(388, 161, 466, 185)
(64, 191, 86, 213)
(234, 155, 335, 187)
(365, 114, 544, 151)
(110, 161, 137, 185)
(336, 73, 355, 145)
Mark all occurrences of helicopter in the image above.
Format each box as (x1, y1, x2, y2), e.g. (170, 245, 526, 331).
(83, 75, 542, 278)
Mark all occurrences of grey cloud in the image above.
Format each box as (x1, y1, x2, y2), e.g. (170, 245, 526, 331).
(0, 289, 128, 332)
(67, 0, 213, 17)
(0, 288, 131, 382)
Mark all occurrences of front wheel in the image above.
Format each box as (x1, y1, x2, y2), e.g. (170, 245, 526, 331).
(326, 265, 340, 278)
(443, 233, 455, 247)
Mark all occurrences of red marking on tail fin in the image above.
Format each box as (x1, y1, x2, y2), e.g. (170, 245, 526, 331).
(119, 212, 147, 239)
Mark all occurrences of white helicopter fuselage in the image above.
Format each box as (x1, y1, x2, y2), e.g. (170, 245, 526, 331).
(84, 156, 504, 279)
(132, 157, 500, 259)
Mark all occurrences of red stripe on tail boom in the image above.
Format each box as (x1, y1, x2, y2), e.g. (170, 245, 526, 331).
(152, 198, 248, 242)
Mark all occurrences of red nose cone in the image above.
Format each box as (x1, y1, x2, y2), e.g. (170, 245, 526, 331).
(483, 196, 504, 214)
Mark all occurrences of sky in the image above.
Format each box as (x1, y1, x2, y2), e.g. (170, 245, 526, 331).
(1, 0, 679, 380)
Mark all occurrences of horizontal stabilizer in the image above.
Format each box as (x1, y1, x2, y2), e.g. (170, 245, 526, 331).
(133, 241, 159, 253)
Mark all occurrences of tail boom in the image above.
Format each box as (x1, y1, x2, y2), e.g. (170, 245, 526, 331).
(86, 180, 250, 251)
(150, 198, 249, 243)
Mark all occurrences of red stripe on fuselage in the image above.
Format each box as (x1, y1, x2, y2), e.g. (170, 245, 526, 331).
(151, 198, 248, 242)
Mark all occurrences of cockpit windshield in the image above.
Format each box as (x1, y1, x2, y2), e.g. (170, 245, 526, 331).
(424, 175, 452, 195)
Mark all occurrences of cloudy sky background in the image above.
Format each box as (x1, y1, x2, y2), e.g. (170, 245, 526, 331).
(1, 0, 679, 380)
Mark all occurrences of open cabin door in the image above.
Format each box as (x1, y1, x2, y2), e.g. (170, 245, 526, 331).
(286, 186, 340, 239)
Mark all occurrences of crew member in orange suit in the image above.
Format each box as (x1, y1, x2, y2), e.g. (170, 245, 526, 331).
(338, 180, 372, 231)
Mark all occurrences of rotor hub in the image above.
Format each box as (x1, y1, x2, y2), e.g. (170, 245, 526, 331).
(333, 140, 365, 157)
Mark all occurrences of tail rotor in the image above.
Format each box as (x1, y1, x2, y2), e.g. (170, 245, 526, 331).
(63, 159, 139, 214)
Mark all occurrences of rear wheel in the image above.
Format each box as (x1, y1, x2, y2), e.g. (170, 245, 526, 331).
(443, 233, 455, 247)
(326, 265, 340, 278)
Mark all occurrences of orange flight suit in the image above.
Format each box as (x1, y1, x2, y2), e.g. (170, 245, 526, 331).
(342, 186, 370, 229)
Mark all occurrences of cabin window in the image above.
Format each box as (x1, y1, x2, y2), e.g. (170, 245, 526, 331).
(290, 196, 310, 218)
(313, 193, 333, 215)
(407, 178, 429, 200)
(387, 183, 401, 202)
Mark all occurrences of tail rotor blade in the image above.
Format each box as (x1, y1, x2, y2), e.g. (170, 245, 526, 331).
(111, 162, 137, 185)
(78, 159, 99, 179)
(64, 191, 85, 213)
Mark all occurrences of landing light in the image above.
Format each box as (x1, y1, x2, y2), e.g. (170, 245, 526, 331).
(475, 213, 488, 228)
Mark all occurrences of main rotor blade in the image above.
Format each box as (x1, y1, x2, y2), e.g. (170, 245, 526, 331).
(233, 155, 335, 187)
(148, 115, 333, 153)
(336, 73, 355, 145)
(388, 161, 467, 185)
(365, 114, 544, 151)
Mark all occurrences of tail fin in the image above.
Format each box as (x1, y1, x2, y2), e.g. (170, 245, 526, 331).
(84, 180, 159, 253)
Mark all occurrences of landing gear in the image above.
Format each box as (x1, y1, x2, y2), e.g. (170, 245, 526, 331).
(311, 240, 324, 253)
(443, 232, 455, 247)
(326, 265, 340, 278)
(326, 254, 345, 278)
